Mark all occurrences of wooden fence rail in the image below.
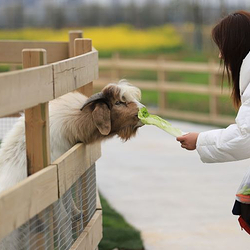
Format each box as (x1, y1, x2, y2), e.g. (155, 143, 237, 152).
(96, 54, 235, 126)
(0, 41, 69, 64)
(0, 47, 98, 117)
(0, 31, 102, 250)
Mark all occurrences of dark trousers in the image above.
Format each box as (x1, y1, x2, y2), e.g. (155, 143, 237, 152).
(233, 200, 250, 234)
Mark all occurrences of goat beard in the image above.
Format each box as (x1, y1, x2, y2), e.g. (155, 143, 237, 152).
(116, 125, 139, 141)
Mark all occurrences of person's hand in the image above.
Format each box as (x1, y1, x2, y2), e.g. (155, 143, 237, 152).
(176, 132, 199, 150)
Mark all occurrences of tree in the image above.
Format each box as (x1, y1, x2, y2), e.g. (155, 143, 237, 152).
(44, 5, 66, 29)
(193, 1, 203, 51)
(5, 3, 24, 29)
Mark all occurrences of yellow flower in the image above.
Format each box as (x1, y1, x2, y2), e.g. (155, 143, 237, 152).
(0, 25, 182, 53)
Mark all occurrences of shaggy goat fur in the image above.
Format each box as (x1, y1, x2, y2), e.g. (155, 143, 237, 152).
(0, 80, 142, 193)
(0, 80, 143, 249)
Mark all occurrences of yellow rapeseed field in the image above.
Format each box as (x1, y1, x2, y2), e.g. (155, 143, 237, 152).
(84, 25, 182, 51)
(0, 24, 182, 55)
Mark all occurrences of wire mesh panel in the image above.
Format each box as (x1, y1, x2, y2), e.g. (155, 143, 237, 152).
(0, 165, 97, 250)
(0, 116, 20, 141)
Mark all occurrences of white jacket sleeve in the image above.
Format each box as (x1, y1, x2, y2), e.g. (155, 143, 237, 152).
(196, 97, 250, 163)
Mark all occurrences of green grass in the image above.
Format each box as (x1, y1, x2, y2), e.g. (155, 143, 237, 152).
(117, 69, 210, 85)
(140, 90, 210, 112)
(168, 71, 209, 84)
(99, 194, 144, 250)
(167, 92, 210, 113)
(140, 90, 236, 117)
(99, 46, 183, 58)
(0, 65, 10, 72)
(120, 69, 157, 81)
(99, 46, 182, 58)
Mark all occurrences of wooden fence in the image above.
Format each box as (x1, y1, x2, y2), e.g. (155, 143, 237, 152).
(0, 31, 102, 249)
(96, 53, 235, 126)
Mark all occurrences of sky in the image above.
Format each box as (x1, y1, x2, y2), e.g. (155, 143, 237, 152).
(1, 0, 249, 7)
(0, 0, 249, 8)
(88, 0, 249, 7)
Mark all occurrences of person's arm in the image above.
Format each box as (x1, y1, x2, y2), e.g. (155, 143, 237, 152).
(177, 98, 250, 163)
(195, 123, 250, 163)
(177, 125, 250, 163)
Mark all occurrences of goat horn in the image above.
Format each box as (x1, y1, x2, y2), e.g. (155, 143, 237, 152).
(80, 92, 106, 110)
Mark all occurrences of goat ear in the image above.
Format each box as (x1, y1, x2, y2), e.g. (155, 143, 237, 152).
(81, 92, 106, 111)
(92, 103, 111, 135)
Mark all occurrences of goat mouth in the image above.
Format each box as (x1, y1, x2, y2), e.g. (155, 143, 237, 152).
(135, 120, 144, 128)
(135, 114, 144, 127)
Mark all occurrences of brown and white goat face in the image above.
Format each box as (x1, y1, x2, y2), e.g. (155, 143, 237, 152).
(81, 82, 144, 141)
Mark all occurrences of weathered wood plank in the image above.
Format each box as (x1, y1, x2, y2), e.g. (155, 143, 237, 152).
(53, 50, 98, 98)
(96, 190, 102, 210)
(74, 38, 93, 97)
(0, 48, 99, 117)
(23, 49, 51, 175)
(53, 142, 101, 196)
(0, 65, 53, 117)
(70, 210, 102, 250)
(99, 58, 221, 73)
(0, 165, 58, 242)
(25, 103, 51, 174)
(23, 49, 53, 250)
(0, 41, 68, 63)
(69, 31, 83, 58)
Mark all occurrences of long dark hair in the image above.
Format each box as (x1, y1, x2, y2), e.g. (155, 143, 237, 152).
(212, 10, 250, 108)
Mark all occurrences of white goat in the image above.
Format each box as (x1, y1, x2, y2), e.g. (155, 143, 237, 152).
(0, 80, 143, 249)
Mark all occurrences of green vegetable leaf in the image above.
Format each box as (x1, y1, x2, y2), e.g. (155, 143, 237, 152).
(138, 107, 184, 137)
(239, 185, 250, 195)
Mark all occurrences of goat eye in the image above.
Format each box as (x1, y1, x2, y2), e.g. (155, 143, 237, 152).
(115, 101, 122, 105)
(115, 101, 127, 106)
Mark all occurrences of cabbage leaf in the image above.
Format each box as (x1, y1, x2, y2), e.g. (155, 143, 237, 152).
(138, 107, 184, 137)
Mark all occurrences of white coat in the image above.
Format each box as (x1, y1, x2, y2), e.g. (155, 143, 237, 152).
(196, 51, 250, 163)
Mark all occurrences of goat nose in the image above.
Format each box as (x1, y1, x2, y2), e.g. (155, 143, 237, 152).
(134, 100, 145, 109)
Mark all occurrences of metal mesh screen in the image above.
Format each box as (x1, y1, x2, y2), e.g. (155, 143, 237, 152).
(0, 116, 20, 141)
(0, 165, 97, 250)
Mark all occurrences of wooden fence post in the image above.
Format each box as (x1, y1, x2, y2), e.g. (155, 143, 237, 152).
(74, 38, 93, 97)
(111, 52, 120, 81)
(157, 55, 167, 112)
(209, 60, 218, 120)
(74, 38, 96, 229)
(69, 30, 83, 58)
(22, 49, 52, 249)
(22, 49, 51, 175)
(74, 38, 96, 232)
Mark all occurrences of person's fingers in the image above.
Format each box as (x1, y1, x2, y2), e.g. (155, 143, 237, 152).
(177, 133, 190, 142)
(177, 137, 186, 143)
(182, 145, 192, 150)
(176, 136, 183, 142)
